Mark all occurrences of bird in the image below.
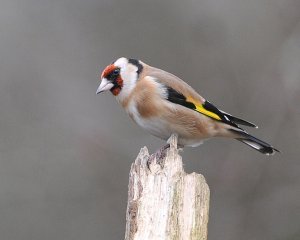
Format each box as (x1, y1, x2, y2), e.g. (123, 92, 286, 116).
(96, 57, 279, 155)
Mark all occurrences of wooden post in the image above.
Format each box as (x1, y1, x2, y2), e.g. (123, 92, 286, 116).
(125, 134, 210, 240)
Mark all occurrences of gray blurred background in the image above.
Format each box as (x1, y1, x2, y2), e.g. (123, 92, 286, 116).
(0, 0, 299, 239)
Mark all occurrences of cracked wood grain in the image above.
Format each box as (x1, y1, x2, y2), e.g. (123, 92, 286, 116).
(125, 134, 210, 240)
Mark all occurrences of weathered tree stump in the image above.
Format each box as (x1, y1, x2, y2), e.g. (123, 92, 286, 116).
(125, 134, 210, 240)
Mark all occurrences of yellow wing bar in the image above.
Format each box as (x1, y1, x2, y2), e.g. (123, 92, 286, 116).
(194, 104, 221, 120)
(186, 96, 222, 121)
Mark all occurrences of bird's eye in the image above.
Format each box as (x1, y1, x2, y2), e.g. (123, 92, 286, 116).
(112, 68, 120, 75)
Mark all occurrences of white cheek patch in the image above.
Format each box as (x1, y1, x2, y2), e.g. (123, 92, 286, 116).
(120, 66, 138, 84)
(114, 57, 138, 84)
(114, 57, 139, 102)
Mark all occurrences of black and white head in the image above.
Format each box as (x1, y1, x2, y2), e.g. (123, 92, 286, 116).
(96, 57, 143, 101)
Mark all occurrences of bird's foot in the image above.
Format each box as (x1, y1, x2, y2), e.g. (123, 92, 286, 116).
(147, 144, 170, 169)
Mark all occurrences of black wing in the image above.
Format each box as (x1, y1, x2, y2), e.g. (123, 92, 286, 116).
(166, 86, 257, 128)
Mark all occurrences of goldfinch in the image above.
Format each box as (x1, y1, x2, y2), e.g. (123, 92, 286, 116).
(97, 57, 279, 155)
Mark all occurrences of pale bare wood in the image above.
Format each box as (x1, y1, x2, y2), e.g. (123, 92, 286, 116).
(125, 134, 210, 240)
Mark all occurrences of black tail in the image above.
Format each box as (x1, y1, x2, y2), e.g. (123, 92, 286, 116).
(220, 110, 258, 128)
(230, 129, 280, 155)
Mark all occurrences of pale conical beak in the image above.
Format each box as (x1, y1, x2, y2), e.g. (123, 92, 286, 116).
(96, 78, 114, 94)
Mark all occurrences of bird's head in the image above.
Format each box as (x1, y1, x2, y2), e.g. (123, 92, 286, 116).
(97, 57, 143, 100)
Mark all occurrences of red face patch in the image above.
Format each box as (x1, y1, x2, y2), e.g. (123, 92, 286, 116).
(101, 64, 115, 79)
(111, 76, 123, 96)
(100, 64, 123, 96)
(112, 87, 121, 96)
